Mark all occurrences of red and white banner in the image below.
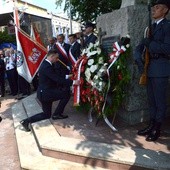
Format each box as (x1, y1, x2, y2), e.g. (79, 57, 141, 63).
(13, 4, 47, 83)
(30, 23, 44, 46)
(16, 30, 47, 83)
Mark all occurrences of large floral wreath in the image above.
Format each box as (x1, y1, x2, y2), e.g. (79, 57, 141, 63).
(72, 35, 130, 131)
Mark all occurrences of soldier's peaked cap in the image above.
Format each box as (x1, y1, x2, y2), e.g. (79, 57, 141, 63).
(152, 0, 170, 9)
(84, 22, 96, 29)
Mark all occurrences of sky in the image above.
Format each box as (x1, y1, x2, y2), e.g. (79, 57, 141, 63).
(0, 0, 66, 15)
(23, 0, 65, 14)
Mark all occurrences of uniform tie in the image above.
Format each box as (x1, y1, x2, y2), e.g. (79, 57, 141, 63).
(152, 23, 157, 32)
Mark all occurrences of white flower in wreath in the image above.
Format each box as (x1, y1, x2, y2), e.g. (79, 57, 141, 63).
(97, 47, 101, 55)
(87, 59, 94, 66)
(99, 64, 107, 73)
(98, 57, 104, 64)
(91, 81, 94, 86)
(87, 50, 98, 57)
(126, 44, 130, 48)
(85, 68, 91, 81)
(82, 48, 86, 55)
(99, 81, 106, 91)
(93, 75, 99, 80)
(90, 64, 98, 73)
(117, 65, 120, 70)
(94, 41, 99, 48)
(86, 43, 94, 55)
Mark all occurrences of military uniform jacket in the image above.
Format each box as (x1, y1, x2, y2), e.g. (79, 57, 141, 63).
(135, 18, 170, 77)
(84, 33, 97, 48)
(148, 18, 170, 77)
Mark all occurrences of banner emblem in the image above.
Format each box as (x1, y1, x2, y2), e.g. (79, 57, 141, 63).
(28, 48, 41, 64)
(17, 51, 24, 67)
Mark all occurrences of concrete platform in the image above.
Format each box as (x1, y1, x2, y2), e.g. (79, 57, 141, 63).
(12, 93, 170, 170)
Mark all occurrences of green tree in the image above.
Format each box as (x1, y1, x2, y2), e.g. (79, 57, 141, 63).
(0, 29, 16, 44)
(55, 0, 121, 22)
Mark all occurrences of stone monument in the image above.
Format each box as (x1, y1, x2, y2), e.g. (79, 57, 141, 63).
(96, 0, 170, 124)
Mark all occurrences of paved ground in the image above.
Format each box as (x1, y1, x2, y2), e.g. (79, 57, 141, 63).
(0, 95, 21, 170)
(51, 98, 170, 154)
(0, 93, 169, 170)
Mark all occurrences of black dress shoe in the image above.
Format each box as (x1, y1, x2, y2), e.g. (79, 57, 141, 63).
(52, 114, 68, 120)
(145, 129, 160, 142)
(0, 116, 2, 122)
(137, 120, 155, 136)
(137, 127, 153, 136)
(20, 119, 31, 132)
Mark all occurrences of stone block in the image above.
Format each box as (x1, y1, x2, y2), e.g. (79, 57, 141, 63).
(121, 0, 148, 8)
(97, 5, 170, 124)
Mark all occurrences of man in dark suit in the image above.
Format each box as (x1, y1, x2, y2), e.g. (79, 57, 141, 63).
(134, 0, 170, 141)
(20, 49, 79, 132)
(47, 37, 56, 52)
(68, 34, 81, 66)
(83, 22, 97, 48)
(53, 34, 71, 78)
(0, 51, 5, 97)
(0, 99, 2, 122)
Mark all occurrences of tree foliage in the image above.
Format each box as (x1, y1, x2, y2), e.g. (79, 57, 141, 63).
(0, 29, 16, 44)
(55, 0, 121, 22)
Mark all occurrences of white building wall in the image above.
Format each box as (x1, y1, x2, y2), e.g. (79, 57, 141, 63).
(51, 14, 81, 36)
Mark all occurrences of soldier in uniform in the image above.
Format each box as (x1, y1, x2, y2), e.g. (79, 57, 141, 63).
(83, 22, 97, 48)
(134, 0, 170, 141)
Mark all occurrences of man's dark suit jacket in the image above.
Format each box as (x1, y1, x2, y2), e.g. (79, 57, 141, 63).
(37, 59, 72, 102)
(70, 41, 81, 61)
(0, 58, 5, 95)
(83, 33, 97, 48)
(53, 42, 71, 78)
(0, 58, 5, 78)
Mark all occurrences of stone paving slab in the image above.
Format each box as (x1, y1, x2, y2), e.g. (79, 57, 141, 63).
(12, 96, 107, 170)
(52, 97, 170, 154)
(33, 119, 170, 170)
(20, 94, 170, 170)
(0, 96, 21, 170)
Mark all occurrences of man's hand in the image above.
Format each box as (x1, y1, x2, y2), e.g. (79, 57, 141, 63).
(67, 66, 71, 70)
(73, 80, 80, 85)
(68, 74, 73, 79)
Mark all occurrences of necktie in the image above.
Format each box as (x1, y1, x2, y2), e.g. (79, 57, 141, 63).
(152, 23, 157, 32)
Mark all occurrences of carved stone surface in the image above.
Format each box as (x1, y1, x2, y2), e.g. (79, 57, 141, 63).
(96, 5, 170, 124)
(121, 0, 148, 8)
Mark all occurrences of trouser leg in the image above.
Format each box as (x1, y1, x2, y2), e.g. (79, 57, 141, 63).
(28, 101, 52, 123)
(152, 77, 168, 123)
(53, 90, 71, 116)
(147, 78, 156, 121)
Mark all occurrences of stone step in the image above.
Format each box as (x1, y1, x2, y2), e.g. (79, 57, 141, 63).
(12, 96, 107, 170)
(13, 93, 170, 170)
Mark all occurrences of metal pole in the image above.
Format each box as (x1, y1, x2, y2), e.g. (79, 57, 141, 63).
(69, 0, 72, 34)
